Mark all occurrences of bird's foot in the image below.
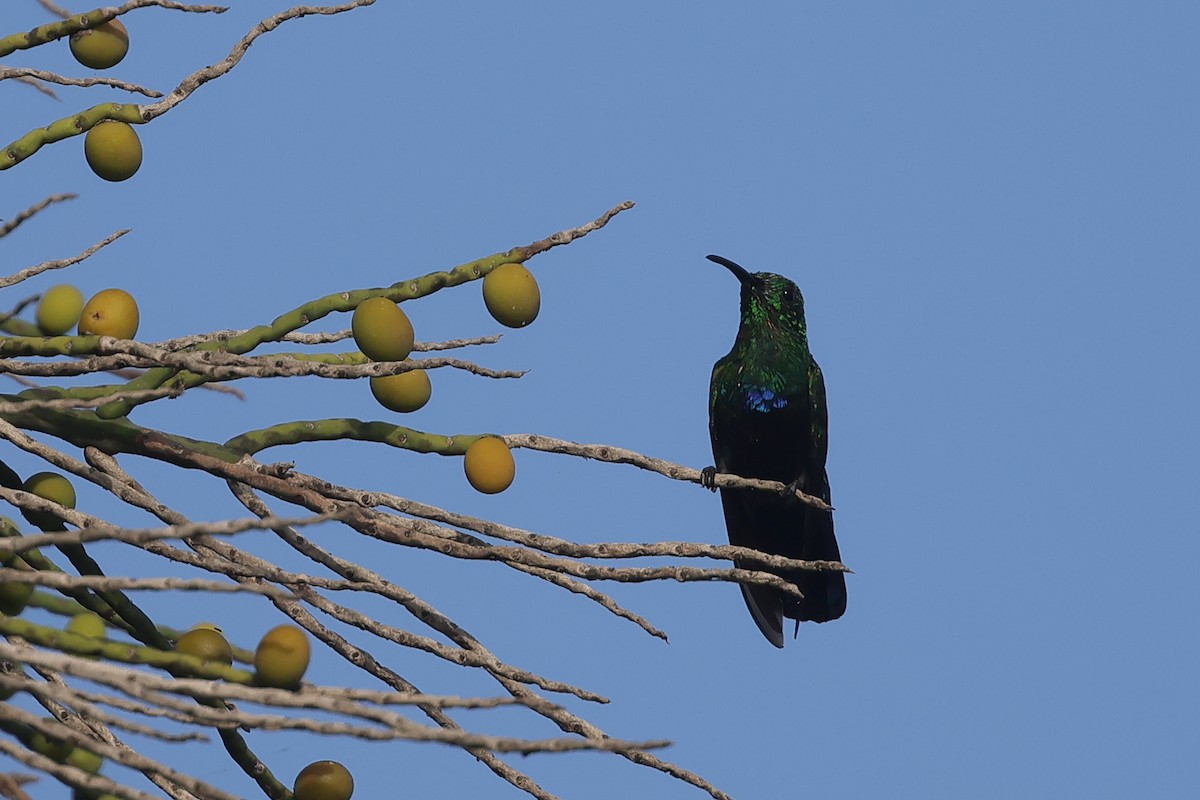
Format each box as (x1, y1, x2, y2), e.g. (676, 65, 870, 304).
(700, 466, 718, 492)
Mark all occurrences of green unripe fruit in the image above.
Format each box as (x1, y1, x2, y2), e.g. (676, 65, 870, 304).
(294, 760, 354, 800)
(0, 576, 34, 617)
(369, 369, 431, 413)
(66, 612, 105, 660)
(29, 731, 73, 762)
(21, 472, 76, 531)
(36, 284, 85, 335)
(254, 624, 310, 689)
(66, 612, 106, 639)
(79, 288, 139, 339)
(483, 262, 540, 328)
(65, 744, 104, 774)
(176, 626, 233, 666)
(464, 436, 515, 494)
(69, 18, 129, 70)
(84, 121, 142, 182)
(351, 298, 414, 361)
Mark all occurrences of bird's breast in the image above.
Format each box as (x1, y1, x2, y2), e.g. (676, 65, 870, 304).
(738, 384, 790, 413)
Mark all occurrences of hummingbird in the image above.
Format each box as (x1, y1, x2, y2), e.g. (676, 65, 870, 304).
(702, 254, 846, 647)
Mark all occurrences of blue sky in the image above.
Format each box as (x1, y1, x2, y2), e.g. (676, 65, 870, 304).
(4, 2, 1199, 798)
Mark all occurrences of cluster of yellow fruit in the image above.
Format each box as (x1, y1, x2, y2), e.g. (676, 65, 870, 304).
(6, 479, 308, 683)
(457, 262, 541, 493)
(173, 622, 311, 688)
(176, 626, 342, 797)
(352, 297, 430, 413)
(68, 17, 141, 183)
(350, 284, 525, 494)
(36, 285, 139, 339)
(0, 616, 321, 792)
(472, 262, 543, 493)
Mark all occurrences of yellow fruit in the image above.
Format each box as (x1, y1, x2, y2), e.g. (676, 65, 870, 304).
(483, 262, 540, 328)
(351, 297, 414, 361)
(0, 576, 34, 617)
(369, 369, 431, 413)
(464, 436, 515, 494)
(21, 472, 76, 531)
(294, 760, 354, 800)
(36, 284, 85, 335)
(78, 288, 139, 339)
(254, 624, 310, 689)
(176, 626, 233, 666)
(84, 121, 142, 182)
(69, 18, 129, 70)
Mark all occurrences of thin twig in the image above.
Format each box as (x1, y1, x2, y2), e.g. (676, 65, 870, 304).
(0, 68, 161, 98)
(0, 387, 184, 412)
(0, 342, 522, 380)
(0, 651, 664, 754)
(505, 432, 835, 511)
(38, 0, 72, 18)
(0, 506, 340, 554)
(153, 330, 501, 350)
(0, 193, 77, 239)
(138, 2, 377, 122)
(0, 230, 129, 289)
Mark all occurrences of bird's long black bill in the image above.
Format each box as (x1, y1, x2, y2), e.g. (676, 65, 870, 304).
(706, 254, 757, 286)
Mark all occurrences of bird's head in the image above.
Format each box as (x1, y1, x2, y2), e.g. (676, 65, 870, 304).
(707, 254, 807, 338)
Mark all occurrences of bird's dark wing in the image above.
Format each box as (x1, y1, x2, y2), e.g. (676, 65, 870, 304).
(808, 358, 829, 467)
(789, 468, 846, 622)
(786, 357, 846, 623)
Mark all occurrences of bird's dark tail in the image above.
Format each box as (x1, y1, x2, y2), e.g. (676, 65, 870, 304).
(783, 501, 846, 624)
(716, 468, 846, 645)
(738, 576, 785, 648)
